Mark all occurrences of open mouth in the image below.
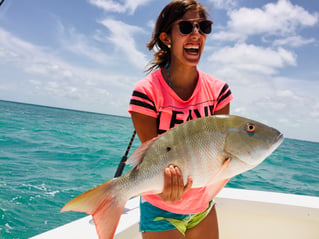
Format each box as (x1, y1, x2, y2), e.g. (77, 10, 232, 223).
(184, 45, 200, 55)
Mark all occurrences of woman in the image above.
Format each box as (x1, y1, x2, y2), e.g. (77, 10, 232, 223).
(128, 1, 233, 238)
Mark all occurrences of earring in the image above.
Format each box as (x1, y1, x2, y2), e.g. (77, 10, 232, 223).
(167, 44, 171, 49)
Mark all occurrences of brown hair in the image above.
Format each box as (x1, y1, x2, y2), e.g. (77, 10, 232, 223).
(146, 0, 209, 73)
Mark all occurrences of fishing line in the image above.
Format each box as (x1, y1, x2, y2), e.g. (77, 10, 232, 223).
(114, 131, 136, 177)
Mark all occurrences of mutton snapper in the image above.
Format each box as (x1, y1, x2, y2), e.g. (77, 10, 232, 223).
(61, 115, 283, 239)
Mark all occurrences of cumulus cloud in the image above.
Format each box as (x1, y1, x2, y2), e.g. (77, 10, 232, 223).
(272, 36, 316, 47)
(205, 1, 319, 141)
(208, 43, 296, 75)
(208, 0, 237, 10)
(88, 0, 152, 15)
(212, 0, 319, 42)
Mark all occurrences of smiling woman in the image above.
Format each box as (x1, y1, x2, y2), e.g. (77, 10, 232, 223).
(127, 1, 233, 238)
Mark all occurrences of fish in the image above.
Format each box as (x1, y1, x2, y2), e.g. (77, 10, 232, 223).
(61, 115, 283, 239)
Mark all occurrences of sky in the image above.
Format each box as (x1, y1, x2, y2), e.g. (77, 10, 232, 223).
(0, 0, 318, 142)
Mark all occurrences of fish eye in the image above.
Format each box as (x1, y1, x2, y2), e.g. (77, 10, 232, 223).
(246, 123, 256, 133)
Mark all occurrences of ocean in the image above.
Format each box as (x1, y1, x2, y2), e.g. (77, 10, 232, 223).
(0, 100, 318, 239)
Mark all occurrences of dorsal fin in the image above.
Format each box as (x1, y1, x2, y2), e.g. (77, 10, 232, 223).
(126, 136, 158, 167)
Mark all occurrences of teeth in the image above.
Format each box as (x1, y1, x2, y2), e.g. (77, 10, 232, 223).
(184, 45, 200, 55)
(184, 45, 199, 50)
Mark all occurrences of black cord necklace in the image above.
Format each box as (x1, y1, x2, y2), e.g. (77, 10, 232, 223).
(164, 63, 172, 87)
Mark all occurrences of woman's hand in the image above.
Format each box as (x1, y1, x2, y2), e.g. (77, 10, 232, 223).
(158, 165, 193, 203)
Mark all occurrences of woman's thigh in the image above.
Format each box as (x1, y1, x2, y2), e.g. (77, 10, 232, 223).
(185, 205, 219, 239)
(142, 229, 185, 239)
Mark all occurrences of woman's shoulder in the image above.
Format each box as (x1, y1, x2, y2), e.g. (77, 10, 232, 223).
(135, 69, 162, 89)
(131, 69, 164, 104)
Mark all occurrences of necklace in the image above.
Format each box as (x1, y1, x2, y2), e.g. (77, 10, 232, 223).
(164, 63, 171, 87)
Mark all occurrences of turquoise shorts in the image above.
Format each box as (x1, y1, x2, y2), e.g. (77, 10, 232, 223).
(139, 197, 214, 236)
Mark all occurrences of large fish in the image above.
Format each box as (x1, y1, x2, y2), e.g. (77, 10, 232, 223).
(61, 115, 283, 239)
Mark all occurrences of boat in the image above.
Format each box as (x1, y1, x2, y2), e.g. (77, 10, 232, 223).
(31, 188, 319, 239)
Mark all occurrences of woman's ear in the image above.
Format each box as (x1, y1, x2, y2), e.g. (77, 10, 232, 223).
(159, 32, 171, 48)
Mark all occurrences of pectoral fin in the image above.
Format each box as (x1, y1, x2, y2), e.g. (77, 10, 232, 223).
(126, 136, 158, 167)
(204, 158, 231, 199)
(206, 158, 231, 186)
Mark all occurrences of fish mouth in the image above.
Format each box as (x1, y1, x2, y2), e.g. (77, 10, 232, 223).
(273, 133, 284, 148)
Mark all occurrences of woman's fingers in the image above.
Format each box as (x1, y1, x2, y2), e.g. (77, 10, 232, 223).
(158, 165, 193, 203)
(170, 166, 183, 201)
(184, 176, 193, 193)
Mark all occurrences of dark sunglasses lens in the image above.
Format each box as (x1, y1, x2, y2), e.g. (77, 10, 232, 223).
(179, 21, 193, 34)
(199, 21, 212, 34)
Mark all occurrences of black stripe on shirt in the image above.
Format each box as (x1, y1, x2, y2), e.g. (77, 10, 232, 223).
(130, 91, 157, 112)
(217, 84, 232, 105)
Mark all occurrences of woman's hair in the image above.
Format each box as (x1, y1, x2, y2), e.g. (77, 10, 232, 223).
(146, 0, 209, 73)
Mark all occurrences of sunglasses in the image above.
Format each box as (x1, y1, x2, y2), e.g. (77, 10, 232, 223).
(176, 20, 213, 35)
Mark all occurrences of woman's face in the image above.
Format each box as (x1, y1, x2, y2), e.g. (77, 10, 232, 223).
(169, 10, 208, 68)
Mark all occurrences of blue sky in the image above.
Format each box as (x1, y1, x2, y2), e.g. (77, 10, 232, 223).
(0, 0, 318, 142)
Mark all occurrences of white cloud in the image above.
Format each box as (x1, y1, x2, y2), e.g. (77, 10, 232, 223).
(99, 18, 147, 69)
(56, 23, 112, 65)
(208, 43, 296, 75)
(272, 36, 316, 47)
(0, 28, 41, 63)
(213, 0, 319, 42)
(208, 0, 237, 10)
(0, 28, 75, 81)
(230, 0, 318, 35)
(88, 0, 152, 15)
(205, 0, 318, 140)
(0, 27, 138, 115)
(203, 58, 319, 140)
(212, 31, 245, 43)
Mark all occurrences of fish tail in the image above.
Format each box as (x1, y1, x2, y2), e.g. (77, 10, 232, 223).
(61, 178, 128, 239)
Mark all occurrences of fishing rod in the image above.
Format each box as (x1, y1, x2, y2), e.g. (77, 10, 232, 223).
(114, 130, 136, 177)
(0, 0, 6, 7)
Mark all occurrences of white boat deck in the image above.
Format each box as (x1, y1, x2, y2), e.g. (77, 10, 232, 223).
(31, 188, 319, 239)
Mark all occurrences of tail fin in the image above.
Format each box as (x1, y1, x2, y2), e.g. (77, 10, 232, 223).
(61, 179, 127, 239)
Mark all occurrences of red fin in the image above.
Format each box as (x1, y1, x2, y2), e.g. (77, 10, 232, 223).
(206, 158, 231, 186)
(126, 136, 158, 167)
(61, 179, 127, 239)
(92, 195, 126, 239)
(206, 179, 230, 200)
(204, 158, 231, 199)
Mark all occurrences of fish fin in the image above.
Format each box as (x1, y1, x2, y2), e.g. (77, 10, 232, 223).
(92, 197, 126, 239)
(206, 179, 230, 199)
(126, 136, 158, 167)
(204, 159, 231, 200)
(61, 179, 127, 239)
(206, 158, 231, 186)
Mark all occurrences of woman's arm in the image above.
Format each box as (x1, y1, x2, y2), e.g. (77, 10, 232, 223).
(215, 103, 230, 115)
(131, 112, 158, 143)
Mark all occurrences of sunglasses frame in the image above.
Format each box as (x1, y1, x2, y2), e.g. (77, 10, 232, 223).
(175, 19, 213, 35)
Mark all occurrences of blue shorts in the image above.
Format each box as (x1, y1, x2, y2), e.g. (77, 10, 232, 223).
(139, 197, 214, 236)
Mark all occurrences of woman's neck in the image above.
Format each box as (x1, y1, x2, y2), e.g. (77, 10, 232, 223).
(163, 64, 198, 100)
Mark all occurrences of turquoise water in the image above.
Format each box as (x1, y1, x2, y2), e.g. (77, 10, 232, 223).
(1, 100, 318, 238)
